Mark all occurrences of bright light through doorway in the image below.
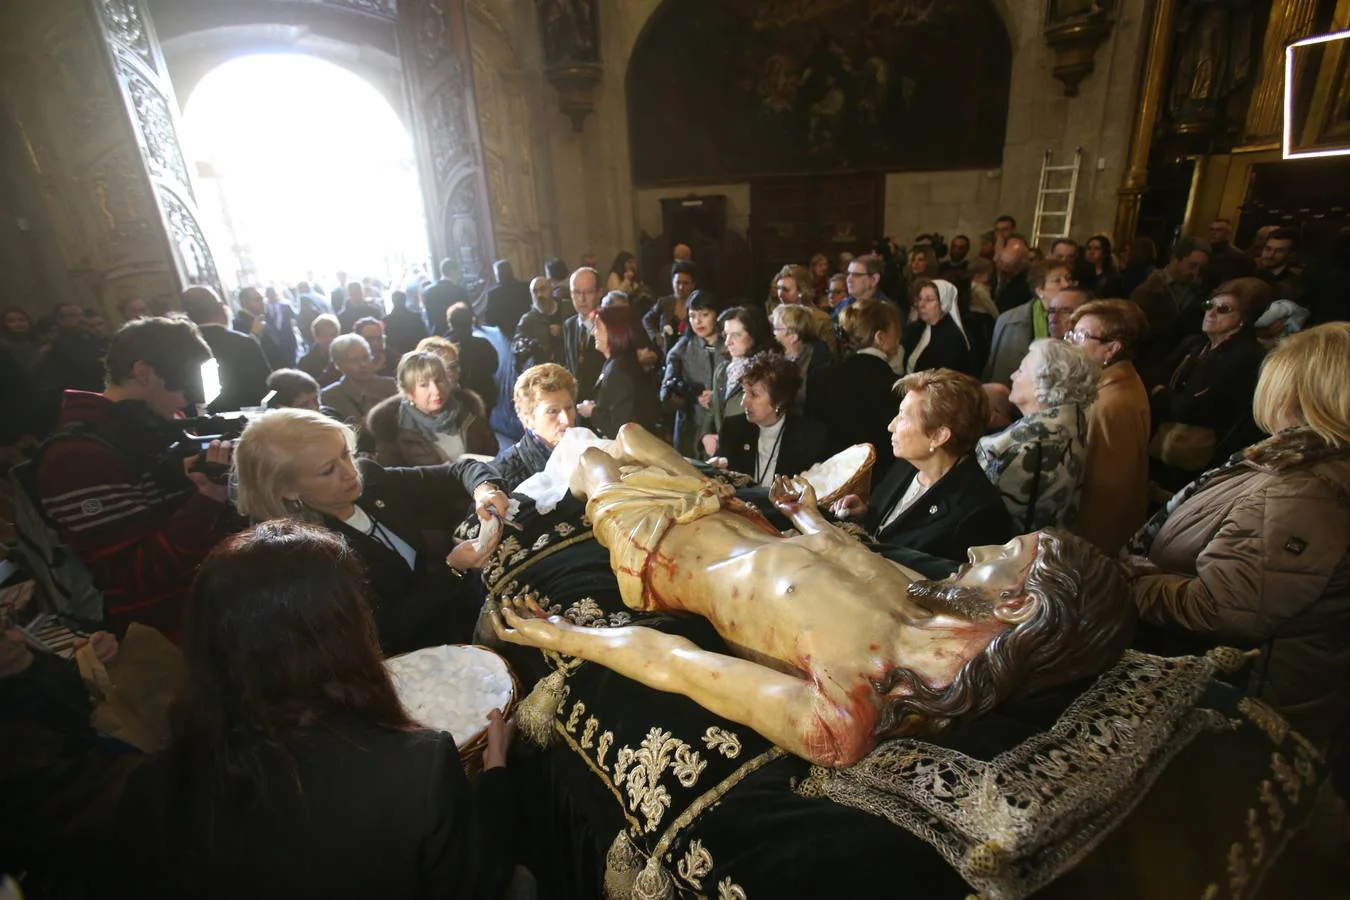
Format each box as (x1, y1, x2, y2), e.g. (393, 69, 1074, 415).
(182, 53, 430, 291)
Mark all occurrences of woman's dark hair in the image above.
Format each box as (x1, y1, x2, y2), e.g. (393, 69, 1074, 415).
(1212, 277, 1274, 330)
(266, 368, 321, 407)
(717, 305, 779, 356)
(1, 306, 32, 335)
(545, 257, 570, 281)
(596, 303, 639, 357)
(687, 289, 718, 313)
(740, 351, 803, 411)
(169, 521, 412, 815)
(608, 251, 636, 279)
(1086, 234, 1118, 274)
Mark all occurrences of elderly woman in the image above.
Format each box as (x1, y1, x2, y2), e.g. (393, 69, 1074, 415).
(367, 350, 496, 468)
(902, 278, 976, 377)
(832, 368, 1013, 562)
(978, 338, 1098, 530)
(766, 264, 836, 351)
(1147, 277, 1272, 492)
(770, 303, 833, 412)
(492, 363, 577, 492)
(576, 304, 659, 439)
(1130, 323, 1350, 792)
(662, 290, 724, 458)
(703, 306, 779, 457)
(117, 521, 517, 899)
(233, 409, 508, 655)
(1066, 300, 1152, 555)
(710, 352, 826, 485)
(815, 299, 904, 479)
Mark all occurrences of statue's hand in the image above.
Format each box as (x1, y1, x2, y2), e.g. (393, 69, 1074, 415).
(768, 475, 801, 513)
(792, 476, 819, 510)
(488, 594, 569, 651)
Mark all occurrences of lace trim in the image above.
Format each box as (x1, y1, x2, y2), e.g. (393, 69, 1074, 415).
(796, 650, 1236, 899)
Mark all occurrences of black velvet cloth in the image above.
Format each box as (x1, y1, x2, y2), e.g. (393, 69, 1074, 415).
(482, 495, 1328, 900)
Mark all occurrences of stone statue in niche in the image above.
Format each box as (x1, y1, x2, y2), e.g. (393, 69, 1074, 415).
(492, 424, 1134, 768)
(1168, 0, 1256, 130)
(536, 0, 599, 67)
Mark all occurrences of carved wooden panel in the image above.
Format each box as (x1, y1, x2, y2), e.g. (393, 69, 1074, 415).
(398, 0, 496, 295)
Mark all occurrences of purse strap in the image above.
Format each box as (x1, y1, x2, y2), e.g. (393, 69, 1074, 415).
(1021, 441, 1045, 532)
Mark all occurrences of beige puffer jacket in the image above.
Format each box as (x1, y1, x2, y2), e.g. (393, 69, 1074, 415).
(1133, 428, 1350, 748)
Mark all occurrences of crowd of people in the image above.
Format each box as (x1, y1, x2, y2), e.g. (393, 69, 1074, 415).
(2, 211, 1349, 897)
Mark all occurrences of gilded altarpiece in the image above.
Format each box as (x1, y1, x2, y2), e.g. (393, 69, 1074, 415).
(397, 0, 497, 294)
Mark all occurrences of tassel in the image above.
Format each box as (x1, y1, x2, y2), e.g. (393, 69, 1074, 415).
(632, 855, 675, 900)
(604, 832, 643, 900)
(516, 669, 566, 748)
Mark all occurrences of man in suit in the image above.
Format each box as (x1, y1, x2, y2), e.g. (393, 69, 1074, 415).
(993, 235, 1034, 313)
(181, 286, 272, 412)
(235, 287, 298, 370)
(423, 258, 470, 337)
(484, 260, 532, 340)
(1256, 227, 1302, 301)
(563, 267, 605, 402)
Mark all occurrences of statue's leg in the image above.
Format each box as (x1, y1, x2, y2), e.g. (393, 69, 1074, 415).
(611, 423, 704, 480)
(570, 446, 623, 500)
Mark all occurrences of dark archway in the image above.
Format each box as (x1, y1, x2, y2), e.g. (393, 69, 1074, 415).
(627, 0, 1013, 186)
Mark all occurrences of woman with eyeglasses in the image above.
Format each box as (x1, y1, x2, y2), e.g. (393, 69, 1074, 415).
(1146, 277, 1273, 493)
(1064, 300, 1152, 555)
(765, 264, 836, 352)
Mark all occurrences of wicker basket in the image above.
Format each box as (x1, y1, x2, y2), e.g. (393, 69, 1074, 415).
(809, 443, 878, 506)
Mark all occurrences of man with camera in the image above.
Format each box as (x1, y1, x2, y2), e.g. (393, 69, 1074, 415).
(35, 317, 244, 640)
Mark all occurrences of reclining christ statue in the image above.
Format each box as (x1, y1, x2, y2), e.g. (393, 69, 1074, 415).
(491, 424, 1135, 768)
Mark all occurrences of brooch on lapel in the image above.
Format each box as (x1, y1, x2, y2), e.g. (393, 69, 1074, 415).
(928, 505, 939, 515)
(375, 500, 387, 509)
(742, 444, 752, 451)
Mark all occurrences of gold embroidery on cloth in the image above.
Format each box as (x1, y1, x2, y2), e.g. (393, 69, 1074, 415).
(793, 651, 1230, 900)
(597, 731, 615, 771)
(1259, 780, 1285, 833)
(702, 727, 742, 759)
(516, 669, 567, 748)
(677, 839, 714, 890)
(1227, 841, 1250, 898)
(717, 877, 748, 900)
(1237, 697, 1289, 746)
(1245, 808, 1265, 868)
(565, 700, 587, 735)
(615, 728, 705, 834)
(582, 716, 600, 749)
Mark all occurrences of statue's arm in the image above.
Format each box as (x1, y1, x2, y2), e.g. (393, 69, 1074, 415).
(491, 607, 876, 767)
(770, 476, 923, 583)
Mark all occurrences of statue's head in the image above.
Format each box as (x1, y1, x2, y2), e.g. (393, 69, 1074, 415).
(878, 530, 1134, 738)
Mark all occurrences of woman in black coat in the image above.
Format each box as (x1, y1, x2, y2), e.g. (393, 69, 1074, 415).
(116, 521, 517, 900)
(901, 278, 978, 377)
(234, 409, 509, 655)
(812, 299, 904, 481)
(712, 352, 828, 485)
(577, 304, 660, 439)
(832, 367, 1013, 562)
(1146, 277, 1272, 492)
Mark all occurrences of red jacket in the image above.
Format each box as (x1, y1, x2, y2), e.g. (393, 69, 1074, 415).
(37, 391, 242, 639)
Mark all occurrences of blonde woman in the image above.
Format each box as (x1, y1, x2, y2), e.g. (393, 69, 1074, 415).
(766, 264, 836, 351)
(1131, 323, 1350, 787)
(366, 350, 496, 467)
(770, 303, 833, 413)
(233, 408, 508, 655)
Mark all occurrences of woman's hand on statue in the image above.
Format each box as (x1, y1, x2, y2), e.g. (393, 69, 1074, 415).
(708, 457, 729, 470)
(701, 433, 719, 457)
(473, 486, 510, 522)
(830, 494, 867, 519)
(483, 707, 515, 770)
(697, 390, 714, 409)
(75, 631, 119, 666)
(577, 400, 596, 419)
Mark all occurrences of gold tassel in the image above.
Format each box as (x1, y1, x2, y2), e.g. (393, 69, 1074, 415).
(632, 855, 675, 900)
(604, 832, 643, 900)
(516, 669, 566, 748)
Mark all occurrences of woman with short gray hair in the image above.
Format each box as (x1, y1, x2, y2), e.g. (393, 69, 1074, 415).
(977, 339, 1099, 530)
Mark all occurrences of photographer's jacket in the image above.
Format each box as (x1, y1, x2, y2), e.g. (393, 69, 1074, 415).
(36, 391, 243, 639)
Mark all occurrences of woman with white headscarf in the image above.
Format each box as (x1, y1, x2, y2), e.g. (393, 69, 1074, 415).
(901, 278, 978, 377)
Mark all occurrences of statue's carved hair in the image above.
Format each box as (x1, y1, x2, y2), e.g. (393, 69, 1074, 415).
(874, 530, 1135, 739)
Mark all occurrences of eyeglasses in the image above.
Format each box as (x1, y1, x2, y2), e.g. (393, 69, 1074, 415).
(846, 270, 871, 278)
(1204, 299, 1238, 315)
(1065, 330, 1107, 345)
(828, 287, 847, 295)
(1045, 307, 1075, 318)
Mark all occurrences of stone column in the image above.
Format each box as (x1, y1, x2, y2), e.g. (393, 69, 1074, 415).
(1114, 0, 1179, 247)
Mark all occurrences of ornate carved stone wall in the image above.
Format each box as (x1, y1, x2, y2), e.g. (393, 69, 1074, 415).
(0, 0, 219, 317)
(397, 0, 496, 297)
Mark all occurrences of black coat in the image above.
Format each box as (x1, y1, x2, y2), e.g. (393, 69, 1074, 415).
(900, 316, 979, 377)
(590, 353, 660, 439)
(383, 307, 428, 362)
(485, 280, 532, 339)
(718, 413, 828, 483)
(812, 352, 899, 481)
(423, 279, 469, 337)
(563, 315, 605, 402)
(198, 323, 272, 414)
(117, 719, 515, 900)
(322, 458, 497, 655)
(995, 270, 1034, 314)
(864, 455, 1015, 563)
(492, 429, 553, 493)
(449, 332, 500, 415)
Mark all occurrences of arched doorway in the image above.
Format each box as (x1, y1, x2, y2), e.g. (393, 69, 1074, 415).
(181, 52, 430, 290)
